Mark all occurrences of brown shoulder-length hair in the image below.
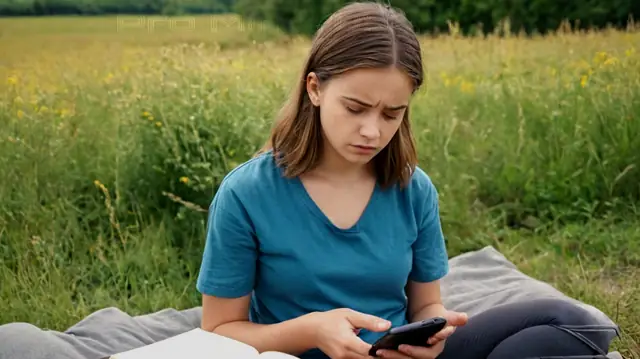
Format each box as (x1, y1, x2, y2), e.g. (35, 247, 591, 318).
(258, 1, 424, 189)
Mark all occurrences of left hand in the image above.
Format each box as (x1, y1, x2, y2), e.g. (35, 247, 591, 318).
(372, 310, 468, 359)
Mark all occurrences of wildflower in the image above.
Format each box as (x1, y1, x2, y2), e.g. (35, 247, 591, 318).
(580, 75, 588, 88)
(460, 81, 475, 94)
(6, 75, 18, 86)
(17, 110, 24, 119)
(593, 51, 608, 65)
(155, 121, 162, 127)
(440, 72, 452, 87)
(103, 73, 114, 84)
(94, 180, 107, 191)
(179, 176, 189, 184)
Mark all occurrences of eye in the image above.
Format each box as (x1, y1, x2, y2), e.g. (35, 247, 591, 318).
(383, 112, 401, 120)
(346, 106, 363, 114)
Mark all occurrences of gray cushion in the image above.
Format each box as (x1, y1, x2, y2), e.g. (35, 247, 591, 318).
(440, 245, 618, 328)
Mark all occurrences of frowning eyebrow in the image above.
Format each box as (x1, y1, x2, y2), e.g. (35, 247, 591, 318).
(341, 96, 407, 111)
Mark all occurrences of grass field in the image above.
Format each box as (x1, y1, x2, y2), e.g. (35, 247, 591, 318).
(1, 14, 639, 357)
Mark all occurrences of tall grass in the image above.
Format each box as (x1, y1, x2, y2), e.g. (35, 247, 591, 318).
(0, 14, 639, 357)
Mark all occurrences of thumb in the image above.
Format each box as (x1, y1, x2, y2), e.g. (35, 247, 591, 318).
(444, 311, 468, 326)
(345, 310, 391, 332)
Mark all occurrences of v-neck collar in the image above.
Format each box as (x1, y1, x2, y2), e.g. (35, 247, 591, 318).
(292, 176, 379, 235)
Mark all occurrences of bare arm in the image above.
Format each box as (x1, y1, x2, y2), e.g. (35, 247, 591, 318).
(201, 293, 318, 355)
(405, 279, 448, 322)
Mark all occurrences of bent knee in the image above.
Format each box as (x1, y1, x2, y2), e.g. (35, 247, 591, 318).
(529, 298, 609, 327)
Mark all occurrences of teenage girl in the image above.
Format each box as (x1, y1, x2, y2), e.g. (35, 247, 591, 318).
(196, 2, 617, 359)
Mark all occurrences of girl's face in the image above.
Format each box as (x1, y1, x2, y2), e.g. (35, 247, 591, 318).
(306, 66, 414, 168)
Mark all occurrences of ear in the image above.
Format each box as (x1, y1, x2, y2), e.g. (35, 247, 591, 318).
(306, 72, 321, 107)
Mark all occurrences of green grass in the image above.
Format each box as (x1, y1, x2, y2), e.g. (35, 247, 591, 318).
(1, 14, 639, 358)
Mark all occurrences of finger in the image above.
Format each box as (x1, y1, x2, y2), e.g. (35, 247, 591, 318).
(397, 342, 443, 359)
(345, 350, 373, 359)
(444, 311, 468, 327)
(343, 335, 375, 356)
(346, 347, 376, 359)
(345, 310, 391, 332)
(373, 349, 413, 359)
(428, 325, 456, 344)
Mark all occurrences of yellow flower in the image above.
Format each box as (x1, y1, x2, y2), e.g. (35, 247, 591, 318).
(179, 176, 189, 184)
(155, 121, 162, 127)
(6, 75, 18, 86)
(580, 75, 588, 88)
(103, 73, 114, 83)
(593, 51, 608, 65)
(460, 80, 475, 94)
(17, 110, 24, 119)
(94, 180, 107, 191)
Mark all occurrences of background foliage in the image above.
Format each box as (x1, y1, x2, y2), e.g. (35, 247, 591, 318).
(235, 0, 640, 36)
(0, 0, 234, 15)
(2, 0, 639, 36)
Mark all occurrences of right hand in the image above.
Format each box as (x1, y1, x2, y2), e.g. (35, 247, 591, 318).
(307, 308, 391, 359)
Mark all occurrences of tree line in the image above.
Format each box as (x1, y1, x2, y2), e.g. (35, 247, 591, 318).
(0, 0, 234, 16)
(233, 0, 640, 36)
(1, 0, 639, 36)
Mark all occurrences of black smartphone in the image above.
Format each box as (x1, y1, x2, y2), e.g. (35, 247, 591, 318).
(368, 317, 447, 357)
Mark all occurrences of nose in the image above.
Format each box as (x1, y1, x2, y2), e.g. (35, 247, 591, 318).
(359, 115, 381, 140)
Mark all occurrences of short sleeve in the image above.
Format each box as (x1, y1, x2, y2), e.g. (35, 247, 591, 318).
(408, 172, 449, 283)
(196, 182, 258, 298)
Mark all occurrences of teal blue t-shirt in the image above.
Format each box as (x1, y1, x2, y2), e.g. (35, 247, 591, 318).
(196, 152, 449, 359)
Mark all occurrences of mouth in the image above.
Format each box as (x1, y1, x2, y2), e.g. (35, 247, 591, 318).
(351, 144, 378, 153)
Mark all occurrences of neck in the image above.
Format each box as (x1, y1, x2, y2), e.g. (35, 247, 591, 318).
(312, 145, 374, 183)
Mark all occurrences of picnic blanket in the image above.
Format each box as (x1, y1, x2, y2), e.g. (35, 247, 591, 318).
(0, 246, 623, 359)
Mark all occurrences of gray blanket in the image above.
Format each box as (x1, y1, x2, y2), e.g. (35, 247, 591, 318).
(0, 246, 622, 359)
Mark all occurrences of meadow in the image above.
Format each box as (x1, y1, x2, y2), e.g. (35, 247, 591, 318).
(1, 14, 639, 357)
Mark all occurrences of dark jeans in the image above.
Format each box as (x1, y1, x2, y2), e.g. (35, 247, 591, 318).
(439, 298, 619, 359)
